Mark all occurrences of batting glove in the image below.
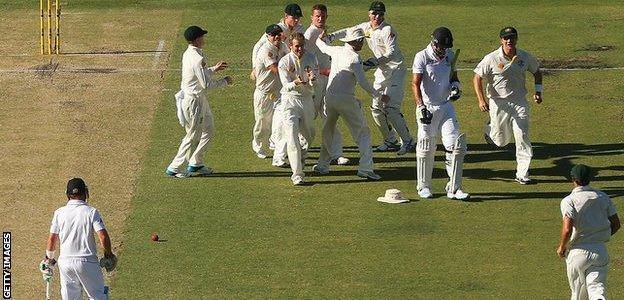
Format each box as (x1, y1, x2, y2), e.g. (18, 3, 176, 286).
(449, 81, 461, 101)
(39, 258, 56, 283)
(99, 253, 118, 272)
(417, 105, 433, 124)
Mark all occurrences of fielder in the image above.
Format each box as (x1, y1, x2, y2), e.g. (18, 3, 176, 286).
(252, 24, 284, 160)
(166, 26, 232, 178)
(328, 1, 415, 155)
(557, 164, 620, 300)
(473, 26, 542, 184)
(313, 27, 388, 180)
(411, 27, 468, 200)
(304, 4, 349, 166)
(40, 178, 117, 300)
(278, 32, 318, 185)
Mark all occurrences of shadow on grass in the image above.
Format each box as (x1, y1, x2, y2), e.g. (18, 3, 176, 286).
(466, 187, 624, 202)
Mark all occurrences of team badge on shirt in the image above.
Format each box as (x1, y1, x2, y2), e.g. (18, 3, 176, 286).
(497, 62, 504, 70)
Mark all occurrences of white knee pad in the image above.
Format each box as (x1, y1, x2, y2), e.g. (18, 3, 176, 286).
(448, 133, 467, 192)
(416, 136, 435, 190)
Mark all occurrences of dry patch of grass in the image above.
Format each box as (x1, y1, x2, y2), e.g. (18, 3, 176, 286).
(0, 8, 182, 298)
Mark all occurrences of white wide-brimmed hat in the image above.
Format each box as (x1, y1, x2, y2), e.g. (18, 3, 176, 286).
(377, 189, 410, 204)
(340, 27, 365, 42)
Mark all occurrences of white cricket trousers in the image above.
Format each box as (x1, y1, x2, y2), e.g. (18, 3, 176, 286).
(58, 258, 107, 300)
(317, 93, 374, 173)
(416, 101, 461, 190)
(314, 75, 344, 160)
(371, 66, 412, 143)
(252, 89, 276, 153)
(485, 97, 532, 179)
(566, 244, 609, 300)
(282, 94, 315, 181)
(271, 99, 288, 165)
(168, 93, 214, 172)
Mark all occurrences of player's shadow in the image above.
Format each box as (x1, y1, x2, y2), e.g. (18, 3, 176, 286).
(467, 187, 624, 202)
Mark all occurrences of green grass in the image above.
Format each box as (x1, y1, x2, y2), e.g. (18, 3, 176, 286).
(55, 1, 624, 298)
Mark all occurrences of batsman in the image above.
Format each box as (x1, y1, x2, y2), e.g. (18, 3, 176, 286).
(411, 27, 469, 200)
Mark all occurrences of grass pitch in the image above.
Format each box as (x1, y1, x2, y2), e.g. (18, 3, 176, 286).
(1, 0, 623, 299)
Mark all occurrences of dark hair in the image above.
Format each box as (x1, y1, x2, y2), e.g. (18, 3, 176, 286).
(290, 32, 306, 45)
(312, 4, 327, 13)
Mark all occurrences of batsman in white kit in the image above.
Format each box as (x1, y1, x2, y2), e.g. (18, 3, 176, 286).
(473, 26, 542, 184)
(411, 27, 469, 200)
(278, 32, 318, 185)
(166, 26, 232, 178)
(556, 164, 620, 300)
(328, 1, 415, 155)
(40, 178, 117, 300)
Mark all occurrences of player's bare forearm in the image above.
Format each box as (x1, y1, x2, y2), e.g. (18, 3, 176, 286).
(450, 71, 459, 83)
(46, 234, 58, 252)
(97, 229, 113, 256)
(556, 216, 573, 258)
(473, 74, 488, 111)
(533, 69, 542, 84)
(411, 74, 424, 107)
(609, 214, 621, 235)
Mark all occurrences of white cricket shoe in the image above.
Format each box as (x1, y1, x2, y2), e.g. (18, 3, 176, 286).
(256, 149, 268, 159)
(418, 188, 433, 199)
(447, 189, 470, 200)
(515, 176, 533, 185)
(272, 161, 289, 168)
(312, 164, 330, 175)
(292, 176, 304, 186)
(332, 156, 350, 165)
(397, 139, 416, 156)
(357, 170, 381, 180)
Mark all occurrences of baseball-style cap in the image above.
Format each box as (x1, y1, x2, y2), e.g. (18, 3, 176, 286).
(284, 3, 303, 17)
(499, 26, 518, 39)
(265, 24, 283, 36)
(369, 1, 386, 12)
(184, 25, 207, 42)
(570, 164, 593, 184)
(66, 177, 87, 195)
(432, 26, 453, 48)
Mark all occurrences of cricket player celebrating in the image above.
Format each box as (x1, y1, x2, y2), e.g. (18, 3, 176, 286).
(40, 178, 116, 300)
(252, 24, 284, 159)
(328, 1, 415, 155)
(557, 164, 620, 299)
(304, 4, 349, 166)
(411, 27, 468, 200)
(166, 26, 232, 178)
(278, 32, 318, 185)
(313, 27, 388, 180)
(473, 26, 542, 184)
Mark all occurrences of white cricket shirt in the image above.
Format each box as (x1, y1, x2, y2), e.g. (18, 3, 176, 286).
(180, 45, 227, 96)
(560, 185, 617, 247)
(278, 51, 318, 98)
(50, 200, 106, 261)
(315, 38, 381, 99)
(473, 46, 539, 101)
(254, 42, 282, 94)
(304, 25, 331, 69)
(412, 44, 456, 106)
(251, 21, 303, 68)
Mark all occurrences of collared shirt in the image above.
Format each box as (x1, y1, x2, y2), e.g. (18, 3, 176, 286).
(331, 21, 404, 72)
(181, 45, 227, 96)
(304, 25, 331, 70)
(474, 46, 539, 100)
(412, 44, 456, 106)
(50, 200, 106, 261)
(251, 21, 303, 68)
(560, 185, 617, 248)
(254, 42, 282, 94)
(315, 37, 381, 99)
(278, 51, 318, 98)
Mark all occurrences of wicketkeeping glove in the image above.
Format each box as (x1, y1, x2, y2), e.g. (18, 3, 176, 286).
(417, 105, 433, 124)
(99, 254, 117, 272)
(39, 258, 56, 283)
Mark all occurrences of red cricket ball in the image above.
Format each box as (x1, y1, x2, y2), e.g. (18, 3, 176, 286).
(151, 233, 159, 242)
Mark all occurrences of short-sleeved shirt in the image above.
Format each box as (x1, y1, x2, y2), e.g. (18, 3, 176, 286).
(412, 44, 456, 106)
(278, 51, 318, 98)
(560, 185, 617, 248)
(50, 200, 106, 261)
(473, 47, 539, 101)
(254, 42, 282, 94)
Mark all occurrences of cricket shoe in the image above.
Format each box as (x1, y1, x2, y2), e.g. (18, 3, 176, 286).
(397, 138, 416, 156)
(357, 170, 381, 180)
(376, 139, 401, 152)
(515, 176, 534, 185)
(446, 182, 469, 200)
(312, 164, 330, 175)
(418, 188, 433, 199)
(292, 176, 304, 186)
(165, 168, 188, 178)
(331, 156, 350, 165)
(272, 161, 290, 168)
(187, 166, 214, 177)
(256, 149, 268, 159)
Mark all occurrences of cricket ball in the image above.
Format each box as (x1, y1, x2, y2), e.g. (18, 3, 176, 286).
(151, 233, 159, 242)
